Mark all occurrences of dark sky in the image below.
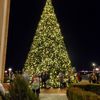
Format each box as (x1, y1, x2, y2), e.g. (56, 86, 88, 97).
(6, 0, 99, 71)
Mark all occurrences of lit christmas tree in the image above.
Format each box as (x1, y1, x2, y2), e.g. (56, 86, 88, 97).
(24, 0, 76, 87)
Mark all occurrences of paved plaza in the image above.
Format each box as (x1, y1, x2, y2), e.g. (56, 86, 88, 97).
(40, 93, 68, 100)
(40, 88, 68, 100)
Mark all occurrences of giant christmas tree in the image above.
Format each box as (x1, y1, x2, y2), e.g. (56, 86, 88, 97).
(24, 0, 76, 87)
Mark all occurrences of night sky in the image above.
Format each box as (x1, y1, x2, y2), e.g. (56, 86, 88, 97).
(6, 0, 99, 71)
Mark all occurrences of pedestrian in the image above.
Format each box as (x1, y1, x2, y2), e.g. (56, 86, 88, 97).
(58, 72, 64, 88)
(22, 71, 30, 84)
(41, 72, 46, 88)
(95, 72, 99, 83)
(31, 74, 40, 97)
(77, 72, 82, 82)
(88, 73, 92, 83)
(91, 72, 97, 83)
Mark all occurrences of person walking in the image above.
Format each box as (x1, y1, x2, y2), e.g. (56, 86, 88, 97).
(91, 72, 97, 83)
(41, 72, 46, 88)
(31, 74, 40, 97)
(58, 72, 64, 88)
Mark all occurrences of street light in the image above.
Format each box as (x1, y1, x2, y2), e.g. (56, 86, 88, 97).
(95, 68, 99, 71)
(92, 62, 96, 67)
(4, 70, 7, 73)
(91, 62, 97, 72)
(8, 68, 12, 79)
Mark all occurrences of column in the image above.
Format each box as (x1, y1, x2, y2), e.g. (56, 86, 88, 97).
(0, 0, 10, 82)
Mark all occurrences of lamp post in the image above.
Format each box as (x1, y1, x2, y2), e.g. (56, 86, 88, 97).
(92, 62, 97, 72)
(92, 62, 96, 67)
(95, 68, 99, 71)
(92, 62, 96, 71)
(4, 70, 7, 74)
(8, 68, 12, 79)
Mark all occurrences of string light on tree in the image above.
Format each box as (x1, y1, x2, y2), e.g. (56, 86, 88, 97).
(24, 0, 76, 87)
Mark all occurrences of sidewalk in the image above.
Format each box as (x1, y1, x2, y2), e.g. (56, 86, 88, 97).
(40, 93, 68, 100)
(40, 88, 68, 100)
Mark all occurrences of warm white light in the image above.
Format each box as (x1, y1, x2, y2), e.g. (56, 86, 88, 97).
(95, 68, 99, 71)
(8, 68, 12, 72)
(5, 70, 7, 73)
(92, 62, 96, 67)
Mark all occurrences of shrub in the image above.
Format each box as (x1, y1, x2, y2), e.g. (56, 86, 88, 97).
(73, 84, 100, 95)
(67, 87, 100, 100)
(0, 96, 2, 100)
(6, 75, 39, 100)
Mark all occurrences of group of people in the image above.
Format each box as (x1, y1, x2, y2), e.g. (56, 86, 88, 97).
(88, 72, 99, 83)
(22, 71, 82, 97)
